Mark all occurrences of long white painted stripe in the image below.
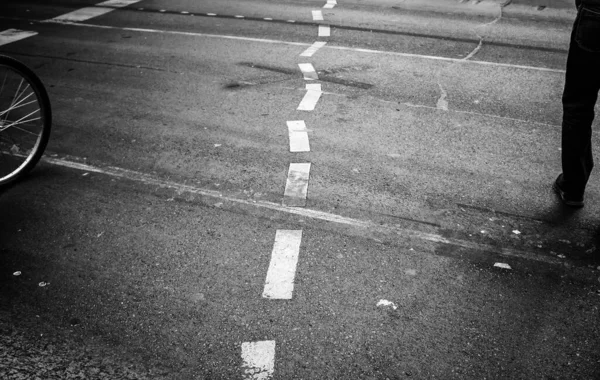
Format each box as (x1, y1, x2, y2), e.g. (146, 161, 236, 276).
(287, 120, 310, 152)
(300, 41, 327, 57)
(312, 10, 324, 21)
(298, 63, 318, 80)
(97, 0, 140, 7)
(318, 25, 331, 37)
(283, 163, 311, 206)
(297, 87, 322, 111)
(0, 29, 37, 46)
(262, 230, 302, 299)
(241, 341, 276, 380)
(57, 22, 565, 73)
(324, 0, 337, 8)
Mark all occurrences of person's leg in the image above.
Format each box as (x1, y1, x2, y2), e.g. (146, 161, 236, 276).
(560, 10, 600, 200)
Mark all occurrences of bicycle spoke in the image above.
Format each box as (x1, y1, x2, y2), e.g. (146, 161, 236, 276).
(0, 94, 37, 118)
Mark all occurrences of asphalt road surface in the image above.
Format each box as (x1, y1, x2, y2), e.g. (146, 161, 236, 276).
(1, 0, 599, 379)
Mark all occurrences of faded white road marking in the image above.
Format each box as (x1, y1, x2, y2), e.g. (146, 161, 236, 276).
(318, 25, 331, 37)
(55, 22, 565, 73)
(263, 230, 302, 299)
(324, 0, 337, 8)
(97, 0, 140, 6)
(48, 0, 140, 22)
(48, 7, 115, 22)
(312, 10, 324, 21)
(287, 120, 310, 152)
(283, 163, 311, 207)
(297, 84, 323, 111)
(298, 63, 318, 80)
(0, 29, 37, 46)
(300, 41, 327, 57)
(494, 262, 512, 269)
(42, 157, 566, 266)
(241, 341, 276, 380)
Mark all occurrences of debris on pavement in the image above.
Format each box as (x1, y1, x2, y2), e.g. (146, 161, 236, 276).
(377, 299, 398, 310)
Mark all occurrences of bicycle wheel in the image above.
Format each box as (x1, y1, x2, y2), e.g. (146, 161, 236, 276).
(0, 55, 51, 186)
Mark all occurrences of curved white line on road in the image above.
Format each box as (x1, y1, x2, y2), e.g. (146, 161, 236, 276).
(58, 22, 565, 73)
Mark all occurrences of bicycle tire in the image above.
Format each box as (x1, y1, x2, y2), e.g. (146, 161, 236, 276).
(0, 55, 52, 186)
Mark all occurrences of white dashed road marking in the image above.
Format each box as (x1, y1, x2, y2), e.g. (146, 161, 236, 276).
(300, 41, 327, 57)
(297, 83, 323, 111)
(283, 163, 311, 206)
(494, 262, 512, 269)
(287, 120, 311, 152)
(241, 341, 276, 380)
(98, 0, 140, 6)
(298, 63, 318, 80)
(324, 0, 337, 9)
(0, 29, 37, 46)
(318, 25, 331, 37)
(262, 230, 303, 299)
(312, 10, 324, 21)
(47, 0, 140, 22)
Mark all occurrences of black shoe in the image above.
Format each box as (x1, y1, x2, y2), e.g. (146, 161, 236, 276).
(553, 174, 584, 208)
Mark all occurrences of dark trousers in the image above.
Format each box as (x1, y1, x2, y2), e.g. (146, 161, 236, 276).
(561, 6, 600, 196)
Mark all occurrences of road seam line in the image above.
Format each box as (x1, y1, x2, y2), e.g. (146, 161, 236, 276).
(41, 157, 564, 267)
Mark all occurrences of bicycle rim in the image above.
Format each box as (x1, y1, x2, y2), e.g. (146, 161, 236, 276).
(0, 58, 50, 185)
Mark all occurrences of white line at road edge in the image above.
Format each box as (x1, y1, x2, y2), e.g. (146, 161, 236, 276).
(43, 157, 565, 266)
(241, 341, 276, 380)
(56, 22, 565, 73)
(263, 230, 302, 299)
